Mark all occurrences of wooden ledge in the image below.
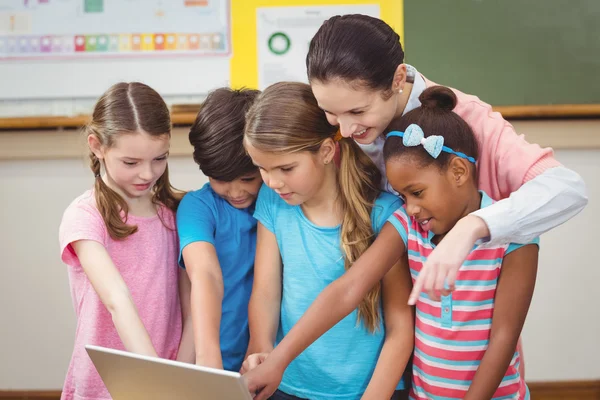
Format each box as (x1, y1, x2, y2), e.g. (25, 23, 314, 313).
(1, 118, 599, 161)
(0, 104, 599, 130)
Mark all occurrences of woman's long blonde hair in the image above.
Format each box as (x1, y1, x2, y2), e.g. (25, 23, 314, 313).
(244, 82, 383, 332)
(85, 82, 183, 240)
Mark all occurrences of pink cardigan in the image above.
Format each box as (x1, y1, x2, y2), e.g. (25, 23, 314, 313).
(424, 77, 561, 201)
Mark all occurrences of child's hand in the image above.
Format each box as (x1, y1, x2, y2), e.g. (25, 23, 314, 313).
(240, 352, 269, 374)
(243, 356, 284, 400)
(408, 215, 489, 304)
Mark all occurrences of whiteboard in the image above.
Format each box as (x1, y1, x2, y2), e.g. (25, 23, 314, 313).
(0, 0, 231, 99)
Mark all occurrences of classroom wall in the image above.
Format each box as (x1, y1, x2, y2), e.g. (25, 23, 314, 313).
(0, 122, 599, 389)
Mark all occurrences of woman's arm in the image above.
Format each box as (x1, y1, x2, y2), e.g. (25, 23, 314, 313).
(183, 241, 225, 368)
(73, 239, 158, 357)
(176, 268, 195, 363)
(362, 256, 414, 400)
(472, 166, 587, 245)
(245, 223, 406, 400)
(246, 223, 283, 356)
(464, 244, 538, 400)
(410, 92, 587, 302)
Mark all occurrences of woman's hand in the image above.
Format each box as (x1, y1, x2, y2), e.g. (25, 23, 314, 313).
(408, 215, 489, 304)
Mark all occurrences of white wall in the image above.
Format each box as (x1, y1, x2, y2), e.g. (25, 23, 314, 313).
(0, 147, 598, 389)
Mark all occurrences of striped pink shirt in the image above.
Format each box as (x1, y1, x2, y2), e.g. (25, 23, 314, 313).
(387, 192, 536, 399)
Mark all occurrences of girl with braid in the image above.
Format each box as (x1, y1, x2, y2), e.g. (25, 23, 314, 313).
(58, 82, 193, 400)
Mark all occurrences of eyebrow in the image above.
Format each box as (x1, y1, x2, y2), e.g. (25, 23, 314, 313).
(254, 162, 296, 170)
(400, 183, 420, 193)
(348, 106, 368, 112)
(320, 105, 368, 115)
(121, 151, 169, 161)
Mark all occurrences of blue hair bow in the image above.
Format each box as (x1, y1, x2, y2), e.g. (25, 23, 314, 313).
(386, 124, 476, 163)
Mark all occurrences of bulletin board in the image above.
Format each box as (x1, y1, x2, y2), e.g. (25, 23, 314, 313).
(0, 0, 229, 59)
(229, 0, 404, 90)
(0, 0, 231, 100)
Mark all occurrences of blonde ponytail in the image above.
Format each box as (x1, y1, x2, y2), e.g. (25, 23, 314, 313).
(338, 138, 382, 332)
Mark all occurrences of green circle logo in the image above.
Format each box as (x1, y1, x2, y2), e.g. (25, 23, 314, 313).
(268, 32, 290, 55)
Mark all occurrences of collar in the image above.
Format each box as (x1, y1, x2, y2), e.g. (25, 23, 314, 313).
(403, 64, 427, 116)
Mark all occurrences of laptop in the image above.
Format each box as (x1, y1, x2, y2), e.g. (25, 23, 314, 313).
(86, 345, 253, 400)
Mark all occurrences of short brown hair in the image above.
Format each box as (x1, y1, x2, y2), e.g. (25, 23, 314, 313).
(189, 87, 260, 181)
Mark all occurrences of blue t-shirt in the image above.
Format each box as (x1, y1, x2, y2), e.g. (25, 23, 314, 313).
(254, 185, 404, 400)
(176, 182, 257, 371)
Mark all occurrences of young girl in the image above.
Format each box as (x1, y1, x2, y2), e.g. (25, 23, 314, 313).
(59, 82, 192, 400)
(242, 82, 414, 400)
(382, 86, 538, 399)
(177, 87, 263, 371)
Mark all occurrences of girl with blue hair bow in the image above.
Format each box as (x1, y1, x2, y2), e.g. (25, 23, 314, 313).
(380, 86, 538, 399)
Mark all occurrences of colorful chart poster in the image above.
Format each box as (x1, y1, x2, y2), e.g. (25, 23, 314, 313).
(0, 0, 230, 59)
(256, 4, 380, 89)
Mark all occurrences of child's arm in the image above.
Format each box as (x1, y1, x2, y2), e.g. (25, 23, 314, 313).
(245, 223, 282, 357)
(72, 240, 158, 357)
(362, 255, 414, 400)
(245, 223, 406, 399)
(183, 241, 226, 368)
(464, 244, 539, 400)
(176, 268, 195, 363)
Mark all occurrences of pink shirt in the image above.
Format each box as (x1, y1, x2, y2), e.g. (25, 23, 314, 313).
(59, 190, 182, 400)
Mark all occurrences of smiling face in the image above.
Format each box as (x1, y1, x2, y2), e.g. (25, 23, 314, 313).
(90, 130, 170, 202)
(311, 79, 400, 145)
(385, 154, 478, 237)
(208, 170, 263, 209)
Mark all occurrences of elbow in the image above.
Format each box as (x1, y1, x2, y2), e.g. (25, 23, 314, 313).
(575, 179, 589, 212)
(567, 168, 589, 210)
(384, 313, 415, 347)
(489, 326, 520, 350)
(557, 167, 589, 214)
(336, 275, 371, 315)
(104, 284, 134, 316)
(190, 270, 224, 299)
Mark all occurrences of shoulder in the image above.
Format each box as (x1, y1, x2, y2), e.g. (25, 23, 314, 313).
(372, 192, 402, 219)
(59, 190, 108, 261)
(61, 189, 103, 224)
(180, 183, 218, 207)
(255, 184, 292, 231)
(178, 183, 222, 216)
(505, 238, 540, 256)
(371, 192, 403, 233)
(257, 184, 287, 208)
(423, 74, 504, 127)
(374, 191, 401, 209)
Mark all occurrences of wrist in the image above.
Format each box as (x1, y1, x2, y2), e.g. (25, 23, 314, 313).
(247, 339, 274, 355)
(195, 349, 222, 368)
(267, 343, 293, 371)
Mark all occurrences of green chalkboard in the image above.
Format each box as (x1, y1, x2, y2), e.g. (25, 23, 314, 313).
(403, 0, 600, 107)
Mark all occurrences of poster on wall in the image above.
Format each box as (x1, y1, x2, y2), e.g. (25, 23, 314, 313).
(256, 4, 380, 90)
(0, 0, 230, 60)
